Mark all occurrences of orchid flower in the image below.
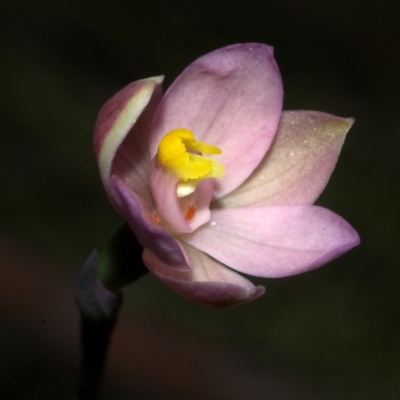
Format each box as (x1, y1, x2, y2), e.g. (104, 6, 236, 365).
(94, 43, 360, 307)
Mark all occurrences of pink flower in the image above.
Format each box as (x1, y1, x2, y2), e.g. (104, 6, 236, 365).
(94, 43, 360, 307)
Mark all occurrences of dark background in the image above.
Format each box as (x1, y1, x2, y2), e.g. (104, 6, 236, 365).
(1, 1, 399, 399)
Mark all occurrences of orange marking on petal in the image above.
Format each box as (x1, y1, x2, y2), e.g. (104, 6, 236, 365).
(150, 213, 161, 224)
(185, 205, 196, 220)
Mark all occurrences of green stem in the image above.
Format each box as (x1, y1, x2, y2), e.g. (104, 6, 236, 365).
(76, 224, 148, 399)
(78, 308, 120, 400)
(99, 223, 149, 291)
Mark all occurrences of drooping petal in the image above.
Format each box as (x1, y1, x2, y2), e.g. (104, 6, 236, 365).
(148, 43, 283, 198)
(109, 175, 190, 270)
(94, 76, 163, 200)
(218, 111, 354, 208)
(183, 205, 360, 278)
(148, 158, 214, 233)
(142, 242, 265, 307)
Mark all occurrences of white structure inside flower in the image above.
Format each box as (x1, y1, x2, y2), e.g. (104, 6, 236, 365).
(157, 128, 225, 221)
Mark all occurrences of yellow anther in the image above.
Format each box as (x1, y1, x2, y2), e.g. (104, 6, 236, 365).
(157, 128, 225, 181)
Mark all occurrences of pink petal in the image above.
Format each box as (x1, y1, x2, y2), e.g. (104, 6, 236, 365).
(142, 243, 265, 308)
(148, 158, 213, 233)
(148, 43, 283, 199)
(219, 111, 354, 208)
(183, 205, 360, 278)
(109, 175, 190, 270)
(94, 76, 163, 201)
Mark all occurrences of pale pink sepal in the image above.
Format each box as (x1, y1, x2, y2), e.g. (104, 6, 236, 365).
(94, 76, 163, 196)
(142, 243, 265, 307)
(110, 175, 190, 270)
(219, 111, 355, 208)
(148, 43, 283, 199)
(183, 205, 360, 278)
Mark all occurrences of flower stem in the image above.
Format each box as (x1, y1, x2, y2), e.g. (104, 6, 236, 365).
(76, 224, 148, 399)
(78, 307, 120, 400)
